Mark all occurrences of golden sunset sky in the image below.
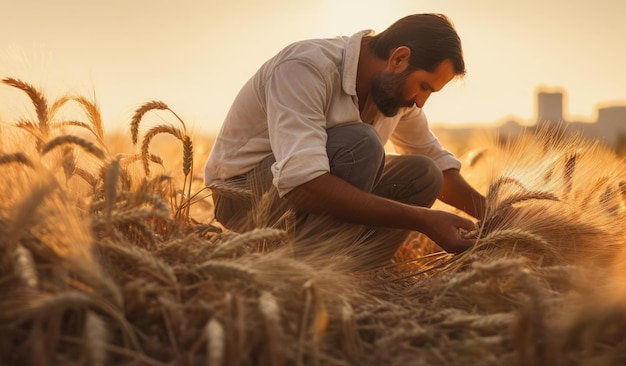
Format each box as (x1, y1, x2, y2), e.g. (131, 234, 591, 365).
(1, 0, 624, 134)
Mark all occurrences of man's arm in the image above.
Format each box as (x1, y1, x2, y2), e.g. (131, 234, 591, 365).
(285, 172, 477, 253)
(439, 168, 486, 220)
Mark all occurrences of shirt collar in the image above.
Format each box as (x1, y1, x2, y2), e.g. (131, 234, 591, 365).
(341, 29, 375, 96)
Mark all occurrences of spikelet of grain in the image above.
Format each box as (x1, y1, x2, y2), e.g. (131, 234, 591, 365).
(210, 228, 287, 258)
(74, 167, 99, 187)
(130, 100, 169, 144)
(12, 244, 38, 289)
(208, 182, 253, 200)
(100, 207, 170, 225)
(444, 270, 480, 290)
(74, 96, 105, 141)
(498, 190, 559, 207)
(578, 176, 610, 209)
(48, 95, 71, 119)
(298, 280, 315, 364)
(476, 228, 562, 262)
(41, 135, 106, 160)
(599, 185, 620, 215)
(103, 158, 121, 223)
(0, 152, 34, 168)
(140, 125, 184, 176)
(1, 180, 50, 249)
(228, 294, 246, 364)
(84, 311, 109, 366)
(259, 291, 285, 366)
(205, 318, 225, 366)
(98, 240, 177, 285)
(562, 153, 577, 199)
(472, 257, 527, 276)
(340, 301, 361, 360)
(2, 291, 92, 321)
(120, 152, 164, 168)
(466, 148, 488, 168)
(61, 146, 76, 180)
(15, 119, 46, 144)
(486, 176, 526, 203)
(469, 313, 513, 332)
(182, 135, 193, 177)
(2, 77, 49, 135)
(194, 260, 255, 282)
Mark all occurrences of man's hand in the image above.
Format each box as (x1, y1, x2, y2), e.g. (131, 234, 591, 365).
(419, 210, 477, 253)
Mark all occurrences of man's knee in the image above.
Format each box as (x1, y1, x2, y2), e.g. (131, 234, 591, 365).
(373, 154, 443, 207)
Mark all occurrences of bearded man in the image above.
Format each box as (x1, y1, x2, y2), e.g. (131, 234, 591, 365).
(205, 14, 487, 266)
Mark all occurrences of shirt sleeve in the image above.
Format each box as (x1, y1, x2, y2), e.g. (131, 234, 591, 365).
(389, 107, 462, 171)
(264, 60, 331, 197)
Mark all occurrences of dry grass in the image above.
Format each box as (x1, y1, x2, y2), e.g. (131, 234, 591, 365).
(1, 81, 626, 365)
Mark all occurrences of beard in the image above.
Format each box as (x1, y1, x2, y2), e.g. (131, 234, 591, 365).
(370, 70, 415, 117)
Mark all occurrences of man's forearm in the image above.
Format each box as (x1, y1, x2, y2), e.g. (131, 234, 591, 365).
(438, 168, 486, 220)
(285, 173, 428, 230)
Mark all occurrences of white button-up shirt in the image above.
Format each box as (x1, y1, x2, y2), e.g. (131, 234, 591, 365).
(204, 30, 461, 197)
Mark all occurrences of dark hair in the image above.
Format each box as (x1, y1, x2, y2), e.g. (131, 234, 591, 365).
(367, 14, 466, 75)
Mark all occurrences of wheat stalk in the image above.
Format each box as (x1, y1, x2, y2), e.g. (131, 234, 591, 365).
(41, 135, 106, 160)
(259, 291, 285, 366)
(205, 318, 225, 366)
(84, 311, 109, 366)
(340, 301, 361, 360)
(194, 260, 256, 282)
(210, 228, 287, 258)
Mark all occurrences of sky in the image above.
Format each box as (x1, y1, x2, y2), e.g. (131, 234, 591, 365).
(1, 0, 624, 134)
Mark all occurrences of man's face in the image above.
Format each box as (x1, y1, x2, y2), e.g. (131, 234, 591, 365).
(370, 59, 456, 117)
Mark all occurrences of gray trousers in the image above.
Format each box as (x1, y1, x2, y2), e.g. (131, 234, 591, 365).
(212, 123, 443, 268)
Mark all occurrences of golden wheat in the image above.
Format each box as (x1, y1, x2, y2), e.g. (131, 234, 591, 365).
(41, 134, 106, 160)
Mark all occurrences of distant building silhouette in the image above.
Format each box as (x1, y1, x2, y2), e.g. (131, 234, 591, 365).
(536, 91, 564, 128)
(433, 88, 626, 149)
(534, 89, 626, 146)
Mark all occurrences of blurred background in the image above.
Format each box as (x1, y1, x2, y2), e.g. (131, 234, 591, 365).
(0, 0, 624, 137)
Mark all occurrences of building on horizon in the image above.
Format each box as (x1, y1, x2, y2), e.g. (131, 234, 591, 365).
(533, 89, 626, 146)
(536, 91, 564, 128)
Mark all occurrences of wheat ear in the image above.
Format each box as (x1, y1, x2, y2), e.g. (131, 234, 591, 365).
(2, 77, 49, 135)
(0, 152, 34, 168)
(486, 176, 526, 203)
(130, 101, 169, 144)
(41, 135, 106, 160)
(73, 96, 105, 141)
(140, 125, 183, 176)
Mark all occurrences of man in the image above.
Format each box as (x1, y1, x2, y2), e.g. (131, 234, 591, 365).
(205, 14, 486, 261)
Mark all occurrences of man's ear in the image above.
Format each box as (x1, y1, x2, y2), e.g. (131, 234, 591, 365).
(387, 46, 411, 72)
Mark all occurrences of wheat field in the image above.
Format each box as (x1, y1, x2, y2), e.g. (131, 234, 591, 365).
(1, 78, 626, 366)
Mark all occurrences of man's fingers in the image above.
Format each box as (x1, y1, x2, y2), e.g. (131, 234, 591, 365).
(456, 217, 478, 232)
